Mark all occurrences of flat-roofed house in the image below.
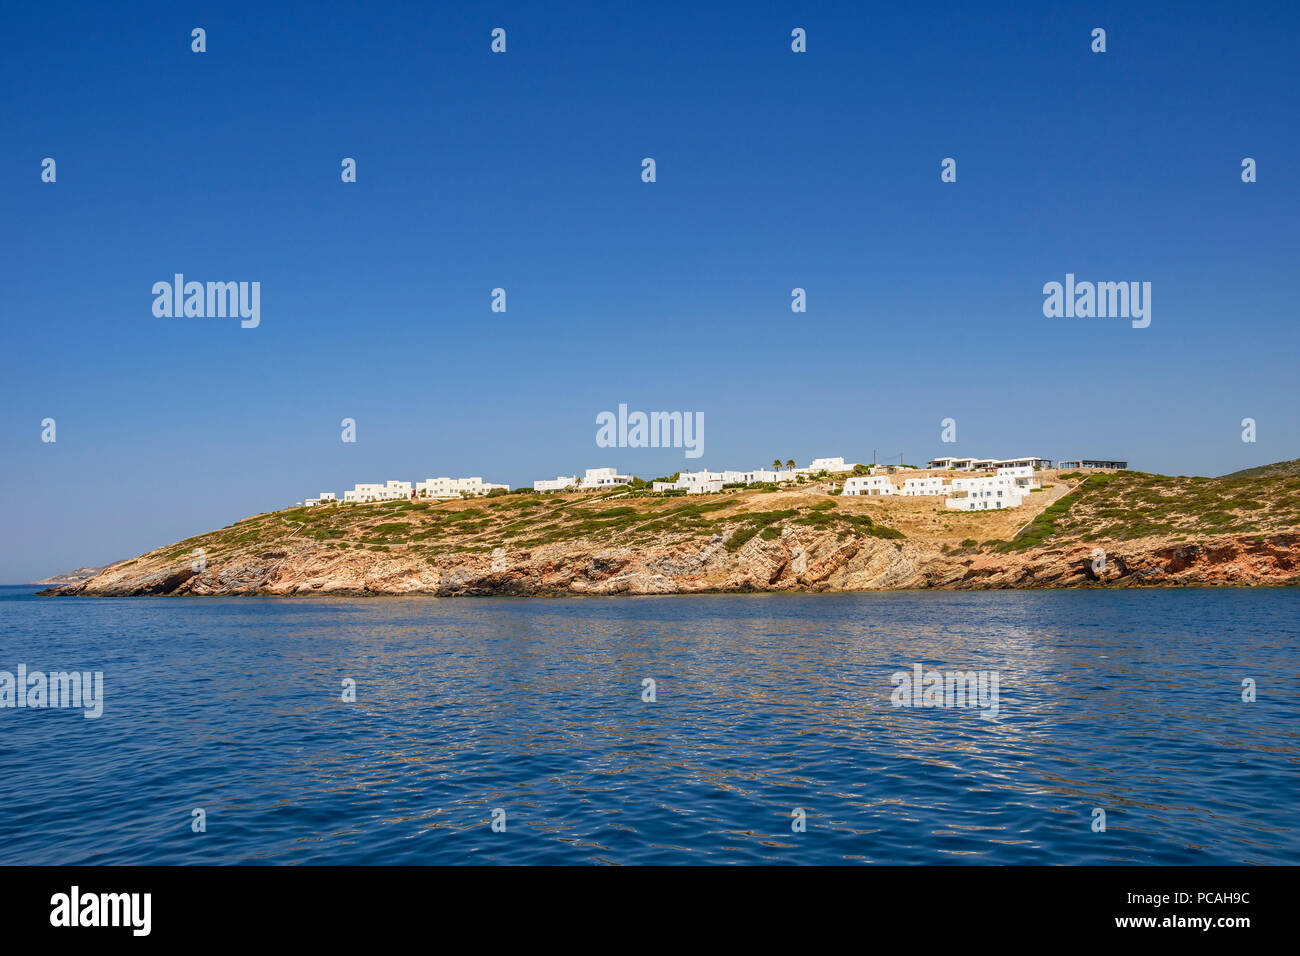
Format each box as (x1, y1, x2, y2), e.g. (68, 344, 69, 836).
(899, 475, 950, 496)
(945, 475, 1026, 511)
(994, 457, 1052, 470)
(533, 475, 577, 493)
(995, 466, 1040, 491)
(842, 475, 897, 496)
(577, 467, 632, 491)
(1058, 459, 1128, 471)
(653, 469, 723, 493)
(344, 482, 385, 503)
(808, 457, 859, 473)
(416, 476, 509, 499)
(928, 455, 1050, 472)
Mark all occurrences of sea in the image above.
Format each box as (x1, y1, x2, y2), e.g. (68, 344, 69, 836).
(0, 585, 1295, 864)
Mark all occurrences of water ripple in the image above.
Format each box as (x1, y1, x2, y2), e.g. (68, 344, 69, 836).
(0, 587, 1296, 864)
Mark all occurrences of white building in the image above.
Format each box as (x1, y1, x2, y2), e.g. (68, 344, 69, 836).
(926, 455, 1051, 472)
(842, 475, 897, 496)
(342, 480, 412, 503)
(344, 482, 385, 503)
(716, 467, 786, 484)
(925, 456, 978, 471)
(653, 469, 725, 494)
(808, 457, 859, 473)
(1058, 459, 1127, 470)
(416, 476, 509, 499)
(945, 475, 1026, 511)
(304, 492, 337, 507)
(994, 457, 1053, 470)
(996, 466, 1041, 492)
(899, 475, 950, 496)
(576, 467, 632, 491)
(337, 476, 507, 504)
(842, 470, 1033, 510)
(533, 475, 578, 493)
(845, 473, 958, 498)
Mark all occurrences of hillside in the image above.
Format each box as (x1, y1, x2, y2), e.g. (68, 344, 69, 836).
(1221, 457, 1300, 480)
(44, 469, 1300, 596)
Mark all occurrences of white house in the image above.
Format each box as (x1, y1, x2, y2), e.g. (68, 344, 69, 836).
(926, 455, 1050, 472)
(653, 469, 725, 494)
(945, 475, 1026, 511)
(533, 475, 578, 493)
(845, 473, 962, 498)
(304, 492, 338, 507)
(899, 475, 950, 496)
(716, 467, 787, 484)
(344, 483, 384, 503)
(576, 467, 632, 491)
(1058, 459, 1128, 470)
(994, 457, 1053, 470)
(925, 456, 978, 471)
(341, 480, 412, 503)
(996, 466, 1041, 492)
(416, 476, 509, 499)
(808, 457, 859, 473)
(842, 475, 897, 496)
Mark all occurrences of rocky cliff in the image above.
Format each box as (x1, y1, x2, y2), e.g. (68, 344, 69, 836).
(44, 529, 1300, 597)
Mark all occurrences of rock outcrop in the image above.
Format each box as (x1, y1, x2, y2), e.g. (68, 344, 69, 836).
(45, 530, 1300, 597)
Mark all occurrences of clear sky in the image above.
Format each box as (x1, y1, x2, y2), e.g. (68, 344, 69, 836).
(2, 0, 1297, 582)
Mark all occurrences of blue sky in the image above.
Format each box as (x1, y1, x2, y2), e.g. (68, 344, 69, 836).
(2, 0, 1297, 581)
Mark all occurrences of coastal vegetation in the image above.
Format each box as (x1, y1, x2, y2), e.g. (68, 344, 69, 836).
(1000, 469, 1300, 551)
(101, 465, 1300, 571)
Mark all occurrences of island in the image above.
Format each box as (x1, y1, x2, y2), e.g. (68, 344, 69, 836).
(42, 462, 1300, 596)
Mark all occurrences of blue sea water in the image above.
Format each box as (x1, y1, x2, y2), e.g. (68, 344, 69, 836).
(0, 585, 1295, 865)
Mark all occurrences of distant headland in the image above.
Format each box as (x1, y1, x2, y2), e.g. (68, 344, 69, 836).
(41, 460, 1300, 597)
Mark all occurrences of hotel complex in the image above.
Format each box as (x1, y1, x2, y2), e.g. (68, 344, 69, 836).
(307, 475, 508, 506)
(845, 466, 1042, 511)
(534, 467, 634, 493)
(301, 453, 1125, 513)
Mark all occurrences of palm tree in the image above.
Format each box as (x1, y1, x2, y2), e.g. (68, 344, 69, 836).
(785, 459, 795, 470)
(772, 458, 782, 471)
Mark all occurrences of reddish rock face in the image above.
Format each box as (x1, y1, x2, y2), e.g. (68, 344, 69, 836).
(44, 530, 1300, 597)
